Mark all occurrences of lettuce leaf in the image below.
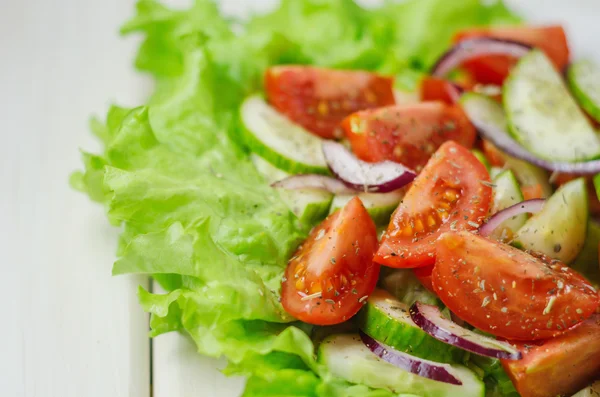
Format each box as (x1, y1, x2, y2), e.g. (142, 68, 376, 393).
(73, 0, 520, 395)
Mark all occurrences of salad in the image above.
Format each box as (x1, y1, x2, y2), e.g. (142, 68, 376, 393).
(71, 0, 600, 396)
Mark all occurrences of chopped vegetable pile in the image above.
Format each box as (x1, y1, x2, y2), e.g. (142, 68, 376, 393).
(72, 0, 600, 396)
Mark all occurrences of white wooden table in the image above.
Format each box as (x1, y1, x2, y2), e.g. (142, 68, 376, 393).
(2, 1, 599, 396)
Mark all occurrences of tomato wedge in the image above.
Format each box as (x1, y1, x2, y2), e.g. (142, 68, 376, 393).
(413, 265, 435, 293)
(502, 315, 600, 397)
(342, 103, 477, 171)
(453, 25, 570, 85)
(281, 197, 379, 325)
(375, 141, 492, 268)
(265, 66, 395, 139)
(433, 231, 600, 340)
(420, 77, 461, 104)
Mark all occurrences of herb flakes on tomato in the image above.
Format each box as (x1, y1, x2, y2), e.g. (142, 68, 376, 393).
(281, 196, 380, 325)
(342, 102, 476, 172)
(375, 141, 492, 269)
(265, 66, 395, 139)
(433, 231, 600, 341)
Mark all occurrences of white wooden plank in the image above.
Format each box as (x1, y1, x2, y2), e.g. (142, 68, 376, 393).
(0, 0, 151, 396)
(153, 330, 246, 397)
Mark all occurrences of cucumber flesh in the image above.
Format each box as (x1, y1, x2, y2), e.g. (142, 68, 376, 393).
(330, 190, 403, 226)
(571, 220, 600, 287)
(504, 157, 552, 199)
(504, 50, 600, 162)
(489, 170, 526, 242)
(568, 59, 600, 123)
(459, 93, 552, 198)
(241, 95, 328, 174)
(380, 270, 439, 307)
(318, 334, 484, 397)
(489, 167, 503, 180)
(251, 154, 332, 227)
(514, 178, 588, 263)
(250, 153, 289, 184)
(357, 289, 462, 364)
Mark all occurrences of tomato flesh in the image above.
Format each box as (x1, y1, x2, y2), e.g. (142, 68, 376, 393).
(375, 141, 492, 268)
(342, 103, 476, 172)
(413, 265, 435, 293)
(433, 231, 600, 340)
(265, 66, 395, 139)
(453, 25, 570, 85)
(281, 197, 379, 325)
(420, 77, 461, 105)
(502, 315, 600, 397)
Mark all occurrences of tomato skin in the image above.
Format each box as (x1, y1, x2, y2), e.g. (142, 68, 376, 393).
(342, 103, 476, 172)
(281, 197, 380, 325)
(413, 265, 435, 293)
(481, 139, 506, 167)
(432, 231, 600, 340)
(375, 141, 492, 268)
(453, 25, 570, 85)
(265, 66, 395, 139)
(420, 77, 461, 104)
(502, 315, 600, 397)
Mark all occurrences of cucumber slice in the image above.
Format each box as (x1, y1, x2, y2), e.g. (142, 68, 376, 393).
(251, 154, 332, 226)
(250, 153, 289, 184)
(489, 166, 503, 180)
(504, 50, 600, 162)
(459, 93, 552, 198)
(568, 59, 600, 123)
(573, 381, 600, 397)
(514, 178, 588, 263)
(318, 334, 484, 397)
(240, 95, 328, 174)
(471, 149, 491, 172)
(489, 170, 526, 241)
(468, 355, 519, 397)
(357, 290, 462, 364)
(571, 220, 600, 287)
(504, 157, 552, 199)
(380, 270, 439, 307)
(330, 190, 403, 225)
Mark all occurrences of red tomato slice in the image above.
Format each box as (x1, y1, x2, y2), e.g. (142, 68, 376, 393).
(374, 141, 492, 268)
(453, 25, 570, 85)
(413, 265, 435, 293)
(281, 197, 380, 325)
(265, 66, 395, 139)
(433, 231, 600, 340)
(502, 315, 600, 397)
(420, 77, 460, 104)
(341, 103, 477, 172)
(481, 139, 506, 167)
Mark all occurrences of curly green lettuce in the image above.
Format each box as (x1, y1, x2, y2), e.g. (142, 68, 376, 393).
(72, 0, 520, 395)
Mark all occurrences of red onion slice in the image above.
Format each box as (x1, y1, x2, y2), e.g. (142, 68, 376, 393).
(322, 141, 416, 193)
(479, 199, 545, 238)
(271, 174, 356, 194)
(359, 331, 463, 385)
(462, 94, 600, 174)
(432, 38, 531, 78)
(409, 302, 522, 360)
